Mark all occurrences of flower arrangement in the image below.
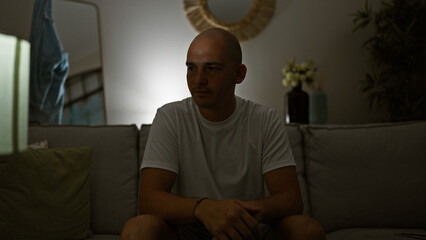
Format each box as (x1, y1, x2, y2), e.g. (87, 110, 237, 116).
(281, 60, 317, 88)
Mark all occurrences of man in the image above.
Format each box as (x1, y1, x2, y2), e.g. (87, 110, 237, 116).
(121, 28, 326, 240)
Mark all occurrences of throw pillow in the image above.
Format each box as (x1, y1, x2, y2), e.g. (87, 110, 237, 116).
(0, 147, 93, 240)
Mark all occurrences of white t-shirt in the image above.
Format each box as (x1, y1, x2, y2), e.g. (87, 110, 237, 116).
(141, 96, 295, 201)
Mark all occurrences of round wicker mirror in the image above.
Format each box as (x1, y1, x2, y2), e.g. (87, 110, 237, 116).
(184, 0, 275, 42)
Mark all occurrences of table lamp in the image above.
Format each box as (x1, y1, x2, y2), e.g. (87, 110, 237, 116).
(0, 33, 30, 155)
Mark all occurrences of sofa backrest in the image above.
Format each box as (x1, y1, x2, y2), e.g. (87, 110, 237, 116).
(30, 121, 424, 234)
(301, 121, 426, 232)
(139, 125, 151, 169)
(28, 125, 140, 235)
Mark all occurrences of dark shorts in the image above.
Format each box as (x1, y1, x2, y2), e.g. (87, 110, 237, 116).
(176, 225, 212, 240)
(176, 224, 270, 240)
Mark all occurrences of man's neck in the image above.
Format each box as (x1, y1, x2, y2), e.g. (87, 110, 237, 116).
(198, 97, 237, 122)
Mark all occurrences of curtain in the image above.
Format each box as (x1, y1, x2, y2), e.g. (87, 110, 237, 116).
(29, 0, 69, 124)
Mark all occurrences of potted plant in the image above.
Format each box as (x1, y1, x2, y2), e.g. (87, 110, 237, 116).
(352, 0, 426, 121)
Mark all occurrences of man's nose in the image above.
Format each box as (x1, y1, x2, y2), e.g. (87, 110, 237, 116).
(194, 70, 208, 85)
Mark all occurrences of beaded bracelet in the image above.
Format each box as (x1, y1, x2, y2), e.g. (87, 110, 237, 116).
(192, 197, 208, 221)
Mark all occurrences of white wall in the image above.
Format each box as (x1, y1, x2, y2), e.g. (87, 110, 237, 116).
(89, 0, 389, 125)
(88, 0, 194, 124)
(0, 0, 390, 125)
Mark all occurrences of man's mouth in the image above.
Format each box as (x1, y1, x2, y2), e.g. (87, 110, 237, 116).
(193, 89, 211, 94)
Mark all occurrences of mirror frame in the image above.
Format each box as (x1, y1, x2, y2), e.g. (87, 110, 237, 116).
(184, 0, 275, 42)
(56, 0, 107, 124)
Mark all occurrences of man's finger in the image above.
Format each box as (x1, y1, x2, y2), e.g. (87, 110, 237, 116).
(238, 200, 261, 214)
(240, 213, 261, 239)
(232, 218, 256, 240)
(241, 211, 258, 228)
(226, 226, 245, 240)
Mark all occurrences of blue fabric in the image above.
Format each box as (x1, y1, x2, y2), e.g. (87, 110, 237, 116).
(29, 0, 69, 124)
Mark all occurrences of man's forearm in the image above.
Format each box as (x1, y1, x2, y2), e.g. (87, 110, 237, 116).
(140, 191, 200, 226)
(246, 193, 303, 224)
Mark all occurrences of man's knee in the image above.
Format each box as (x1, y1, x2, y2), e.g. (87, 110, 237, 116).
(268, 215, 326, 240)
(121, 214, 177, 240)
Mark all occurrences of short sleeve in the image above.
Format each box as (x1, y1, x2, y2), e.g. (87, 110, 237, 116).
(140, 108, 179, 173)
(261, 109, 295, 174)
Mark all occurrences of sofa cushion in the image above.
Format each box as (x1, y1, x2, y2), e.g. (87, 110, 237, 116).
(28, 125, 140, 235)
(327, 228, 426, 240)
(285, 124, 310, 216)
(0, 147, 92, 239)
(302, 121, 426, 232)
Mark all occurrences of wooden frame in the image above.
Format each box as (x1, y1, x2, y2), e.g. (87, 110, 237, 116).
(184, 0, 275, 41)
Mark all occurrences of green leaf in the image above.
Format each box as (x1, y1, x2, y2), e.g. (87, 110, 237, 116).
(352, 0, 426, 120)
(351, 0, 372, 31)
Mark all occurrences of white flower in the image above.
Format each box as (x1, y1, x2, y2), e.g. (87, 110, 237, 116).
(292, 73, 300, 81)
(281, 59, 317, 88)
(282, 78, 292, 86)
(300, 63, 309, 71)
(290, 79, 299, 87)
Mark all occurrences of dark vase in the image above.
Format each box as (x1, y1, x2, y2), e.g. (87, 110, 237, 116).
(285, 82, 309, 124)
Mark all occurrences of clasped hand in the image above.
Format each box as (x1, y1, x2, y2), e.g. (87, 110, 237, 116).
(194, 199, 263, 240)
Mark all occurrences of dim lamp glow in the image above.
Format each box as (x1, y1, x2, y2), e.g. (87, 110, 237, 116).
(0, 33, 30, 155)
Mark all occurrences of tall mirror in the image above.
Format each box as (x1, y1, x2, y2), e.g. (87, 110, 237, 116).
(53, 0, 106, 125)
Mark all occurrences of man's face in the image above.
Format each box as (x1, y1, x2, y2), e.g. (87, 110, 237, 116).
(186, 37, 241, 110)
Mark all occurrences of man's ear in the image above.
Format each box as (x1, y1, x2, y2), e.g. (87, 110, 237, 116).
(235, 64, 247, 84)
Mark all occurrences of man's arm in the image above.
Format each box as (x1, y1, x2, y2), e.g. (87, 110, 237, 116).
(246, 166, 303, 224)
(193, 166, 301, 238)
(140, 168, 262, 239)
(139, 168, 200, 225)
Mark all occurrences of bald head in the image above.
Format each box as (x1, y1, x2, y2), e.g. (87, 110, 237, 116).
(189, 28, 242, 66)
(186, 28, 247, 121)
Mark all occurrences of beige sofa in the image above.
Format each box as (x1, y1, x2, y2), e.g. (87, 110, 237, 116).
(24, 121, 426, 239)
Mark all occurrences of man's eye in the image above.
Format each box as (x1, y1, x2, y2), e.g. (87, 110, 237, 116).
(207, 66, 219, 71)
(187, 66, 195, 71)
